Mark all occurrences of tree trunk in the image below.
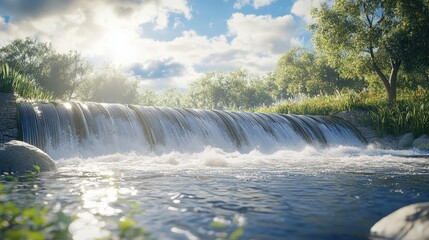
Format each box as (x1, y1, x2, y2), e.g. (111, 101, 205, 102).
(371, 57, 401, 104)
(369, 47, 401, 104)
(387, 60, 401, 104)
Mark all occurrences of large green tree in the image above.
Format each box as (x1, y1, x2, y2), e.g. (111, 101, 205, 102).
(274, 47, 365, 97)
(0, 38, 91, 99)
(311, 0, 429, 103)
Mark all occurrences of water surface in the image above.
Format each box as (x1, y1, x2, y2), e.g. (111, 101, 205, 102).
(3, 146, 429, 239)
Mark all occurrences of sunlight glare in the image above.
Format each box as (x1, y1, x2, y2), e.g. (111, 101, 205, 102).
(63, 102, 73, 110)
(103, 29, 131, 64)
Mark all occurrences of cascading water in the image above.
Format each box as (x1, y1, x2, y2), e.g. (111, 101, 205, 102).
(9, 101, 429, 240)
(17, 101, 367, 158)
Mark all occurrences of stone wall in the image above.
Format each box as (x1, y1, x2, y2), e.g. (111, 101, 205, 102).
(0, 93, 18, 144)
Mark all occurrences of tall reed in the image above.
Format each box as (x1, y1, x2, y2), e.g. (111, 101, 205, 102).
(0, 63, 53, 100)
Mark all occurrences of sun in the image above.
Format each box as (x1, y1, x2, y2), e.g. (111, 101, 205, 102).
(102, 28, 132, 64)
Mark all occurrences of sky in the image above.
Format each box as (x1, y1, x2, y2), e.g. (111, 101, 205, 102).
(0, 0, 321, 89)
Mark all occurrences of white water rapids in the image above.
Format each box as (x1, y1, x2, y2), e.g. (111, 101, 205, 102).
(13, 101, 429, 240)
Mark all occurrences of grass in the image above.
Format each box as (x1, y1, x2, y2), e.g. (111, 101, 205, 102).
(259, 88, 429, 137)
(0, 63, 53, 101)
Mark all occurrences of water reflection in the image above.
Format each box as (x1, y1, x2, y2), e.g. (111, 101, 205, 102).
(2, 148, 429, 239)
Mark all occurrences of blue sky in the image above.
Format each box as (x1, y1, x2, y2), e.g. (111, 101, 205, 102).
(0, 0, 321, 89)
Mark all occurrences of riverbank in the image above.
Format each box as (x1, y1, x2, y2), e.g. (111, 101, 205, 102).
(260, 89, 429, 150)
(333, 111, 396, 148)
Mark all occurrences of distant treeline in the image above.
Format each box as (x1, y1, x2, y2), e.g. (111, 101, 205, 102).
(1, 37, 428, 110)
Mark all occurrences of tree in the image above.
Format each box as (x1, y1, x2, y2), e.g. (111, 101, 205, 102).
(274, 47, 365, 97)
(311, 0, 429, 103)
(0, 38, 54, 86)
(187, 70, 276, 110)
(0, 38, 91, 99)
(138, 88, 159, 106)
(44, 51, 92, 100)
(77, 64, 139, 104)
(157, 88, 187, 107)
(187, 71, 221, 109)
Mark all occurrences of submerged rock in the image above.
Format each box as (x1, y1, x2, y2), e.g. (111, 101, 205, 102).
(398, 133, 414, 149)
(0, 140, 56, 173)
(370, 202, 429, 240)
(413, 134, 429, 150)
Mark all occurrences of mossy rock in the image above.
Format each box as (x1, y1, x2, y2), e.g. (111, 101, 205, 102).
(0, 140, 56, 173)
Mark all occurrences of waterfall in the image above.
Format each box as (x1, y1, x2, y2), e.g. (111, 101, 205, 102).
(17, 102, 367, 158)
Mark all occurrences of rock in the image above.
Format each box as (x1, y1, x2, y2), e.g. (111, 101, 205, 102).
(0, 140, 56, 173)
(412, 134, 429, 150)
(398, 133, 414, 149)
(370, 202, 429, 240)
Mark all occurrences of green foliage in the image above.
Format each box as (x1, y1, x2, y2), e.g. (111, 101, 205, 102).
(0, 180, 152, 240)
(209, 217, 245, 240)
(0, 37, 91, 99)
(262, 88, 429, 137)
(0, 183, 73, 239)
(157, 88, 188, 108)
(274, 47, 365, 97)
(0, 63, 53, 100)
(261, 89, 379, 115)
(186, 70, 277, 110)
(116, 201, 150, 240)
(77, 64, 139, 104)
(311, 0, 429, 103)
(369, 88, 429, 136)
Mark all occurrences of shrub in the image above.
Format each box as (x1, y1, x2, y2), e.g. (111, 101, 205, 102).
(0, 63, 53, 100)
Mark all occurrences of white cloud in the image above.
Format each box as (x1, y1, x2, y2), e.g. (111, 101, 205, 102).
(228, 13, 298, 54)
(0, 0, 191, 51)
(234, 0, 276, 9)
(291, 0, 323, 24)
(234, 0, 251, 9)
(0, 1, 304, 89)
(253, 0, 277, 8)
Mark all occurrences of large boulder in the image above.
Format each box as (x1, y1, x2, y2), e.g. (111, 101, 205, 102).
(412, 134, 429, 150)
(370, 202, 429, 240)
(0, 140, 56, 173)
(398, 133, 414, 149)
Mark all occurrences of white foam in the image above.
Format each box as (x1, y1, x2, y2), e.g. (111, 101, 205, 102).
(56, 146, 429, 176)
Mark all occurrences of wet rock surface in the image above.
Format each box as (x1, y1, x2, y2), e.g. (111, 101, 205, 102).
(0, 140, 56, 173)
(370, 202, 429, 240)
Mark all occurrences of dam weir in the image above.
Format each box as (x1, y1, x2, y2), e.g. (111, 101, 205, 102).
(17, 102, 367, 158)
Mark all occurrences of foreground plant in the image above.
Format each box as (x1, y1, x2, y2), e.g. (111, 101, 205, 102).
(0, 180, 151, 239)
(0, 63, 53, 100)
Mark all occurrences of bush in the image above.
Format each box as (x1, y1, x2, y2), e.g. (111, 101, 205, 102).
(0, 64, 53, 100)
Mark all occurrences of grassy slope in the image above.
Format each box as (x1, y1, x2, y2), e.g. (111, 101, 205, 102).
(258, 88, 429, 137)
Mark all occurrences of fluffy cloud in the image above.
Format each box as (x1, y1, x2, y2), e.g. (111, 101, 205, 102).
(0, 0, 191, 52)
(0, 0, 306, 89)
(291, 0, 323, 24)
(228, 13, 297, 54)
(234, 0, 276, 9)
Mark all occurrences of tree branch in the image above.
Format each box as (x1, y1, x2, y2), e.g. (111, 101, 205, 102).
(363, 3, 373, 28)
(369, 46, 391, 90)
